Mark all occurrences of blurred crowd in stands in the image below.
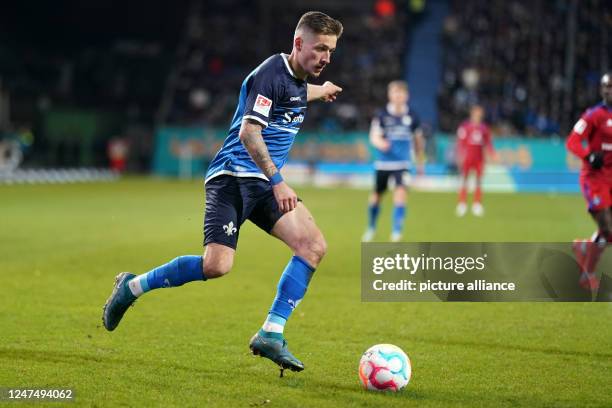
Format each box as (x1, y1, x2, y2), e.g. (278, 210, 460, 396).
(166, 0, 408, 131)
(439, 0, 611, 136)
(0, 0, 412, 168)
(1, 0, 610, 170)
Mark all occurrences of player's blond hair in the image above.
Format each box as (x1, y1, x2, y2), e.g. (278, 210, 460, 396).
(295, 11, 343, 38)
(388, 80, 409, 92)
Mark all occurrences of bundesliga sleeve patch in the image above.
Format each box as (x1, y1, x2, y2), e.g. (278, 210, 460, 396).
(573, 118, 587, 134)
(253, 94, 272, 117)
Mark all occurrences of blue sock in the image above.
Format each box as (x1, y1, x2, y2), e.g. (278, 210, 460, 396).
(128, 255, 205, 297)
(368, 204, 380, 230)
(392, 205, 406, 235)
(262, 256, 315, 335)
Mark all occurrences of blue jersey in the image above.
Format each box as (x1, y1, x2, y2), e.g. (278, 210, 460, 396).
(205, 54, 308, 183)
(372, 105, 420, 170)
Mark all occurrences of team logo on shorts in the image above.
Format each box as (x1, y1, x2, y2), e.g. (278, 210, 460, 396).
(223, 221, 237, 236)
(593, 196, 601, 206)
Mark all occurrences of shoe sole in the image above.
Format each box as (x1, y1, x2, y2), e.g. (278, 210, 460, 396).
(102, 272, 133, 331)
(249, 342, 304, 372)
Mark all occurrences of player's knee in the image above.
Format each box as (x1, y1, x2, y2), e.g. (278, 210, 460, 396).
(294, 234, 327, 266)
(203, 256, 233, 279)
(311, 235, 327, 262)
(394, 188, 406, 202)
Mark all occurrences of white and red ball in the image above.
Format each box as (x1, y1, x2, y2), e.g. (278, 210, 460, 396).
(359, 344, 411, 392)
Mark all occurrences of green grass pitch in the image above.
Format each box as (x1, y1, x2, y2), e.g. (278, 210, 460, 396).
(1, 178, 610, 407)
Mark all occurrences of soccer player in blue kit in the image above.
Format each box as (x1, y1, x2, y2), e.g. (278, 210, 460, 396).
(362, 80, 424, 242)
(102, 11, 343, 374)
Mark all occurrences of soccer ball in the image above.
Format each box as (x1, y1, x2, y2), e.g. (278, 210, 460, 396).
(358, 344, 411, 392)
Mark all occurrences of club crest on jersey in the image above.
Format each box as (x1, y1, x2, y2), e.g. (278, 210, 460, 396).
(607, 118, 612, 127)
(402, 116, 412, 126)
(223, 221, 237, 236)
(253, 94, 272, 117)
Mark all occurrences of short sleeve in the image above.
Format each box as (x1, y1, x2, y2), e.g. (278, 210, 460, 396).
(243, 67, 279, 127)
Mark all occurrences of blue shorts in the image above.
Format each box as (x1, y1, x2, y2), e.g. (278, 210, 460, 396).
(375, 169, 409, 194)
(203, 175, 284, 249)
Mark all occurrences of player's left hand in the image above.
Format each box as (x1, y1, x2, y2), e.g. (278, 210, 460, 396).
(272, 182, 298, 213)
(586, 151, 604, 170)
(320, 81, 342, 102)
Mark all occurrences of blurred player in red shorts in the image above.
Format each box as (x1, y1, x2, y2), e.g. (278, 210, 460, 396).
(567, 72, 612, 290)
(455, 104, 494, 217)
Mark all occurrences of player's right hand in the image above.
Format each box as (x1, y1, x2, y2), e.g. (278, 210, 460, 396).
(376, 139, 391, 152)
(272, 182, 298, 213)
(586, 151, 604, 170)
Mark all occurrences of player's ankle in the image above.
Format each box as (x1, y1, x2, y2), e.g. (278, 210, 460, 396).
(258, 329, 284, 339)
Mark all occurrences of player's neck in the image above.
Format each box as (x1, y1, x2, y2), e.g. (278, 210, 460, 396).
(387, 103, 407, 116)
(287, 52, 308, 80)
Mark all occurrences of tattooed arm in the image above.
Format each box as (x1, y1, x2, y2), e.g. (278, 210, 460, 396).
(239, 118, 297, 212)
(239, 119, 278, 178)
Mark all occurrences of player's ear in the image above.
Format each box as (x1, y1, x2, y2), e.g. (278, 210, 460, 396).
(294, 36, 302, 51)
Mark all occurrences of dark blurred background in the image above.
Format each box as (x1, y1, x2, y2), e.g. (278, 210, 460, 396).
(0, 0, 609, 175)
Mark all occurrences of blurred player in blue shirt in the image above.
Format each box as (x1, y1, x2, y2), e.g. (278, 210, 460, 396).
(362, 80, 424, 242)
(103, 11, 343, 375)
